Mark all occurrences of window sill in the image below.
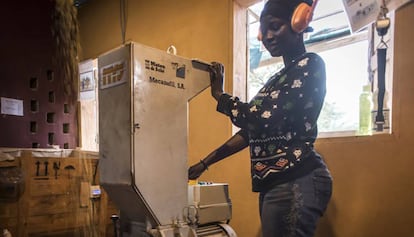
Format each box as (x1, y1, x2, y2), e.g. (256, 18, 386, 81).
(317, 130, 395, 144)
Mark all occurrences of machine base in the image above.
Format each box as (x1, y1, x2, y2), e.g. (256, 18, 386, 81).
(118, 221, 237, 237)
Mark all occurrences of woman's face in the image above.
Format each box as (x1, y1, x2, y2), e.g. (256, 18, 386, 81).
(260, 14, 298, 57)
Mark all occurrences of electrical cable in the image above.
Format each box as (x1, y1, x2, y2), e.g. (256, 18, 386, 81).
(120, 0, 127, 44)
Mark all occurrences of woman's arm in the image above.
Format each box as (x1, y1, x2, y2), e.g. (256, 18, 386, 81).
(188, 130, 249, 180)
(213, 54, 326, 132)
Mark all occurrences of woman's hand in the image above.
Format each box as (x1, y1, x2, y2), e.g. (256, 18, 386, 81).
(188, 161, 207, 180)
(208, 62, 224, 100)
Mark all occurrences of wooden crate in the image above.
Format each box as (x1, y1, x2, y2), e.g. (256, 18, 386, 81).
(0, 149, 119, 237)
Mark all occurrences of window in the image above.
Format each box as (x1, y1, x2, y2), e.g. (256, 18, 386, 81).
(246, 0, 393, 137)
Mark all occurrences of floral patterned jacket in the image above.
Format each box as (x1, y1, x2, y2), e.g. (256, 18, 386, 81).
(217, 52, 326, 192)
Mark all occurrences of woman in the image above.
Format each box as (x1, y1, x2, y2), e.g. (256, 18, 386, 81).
(189, 0, 332, 236)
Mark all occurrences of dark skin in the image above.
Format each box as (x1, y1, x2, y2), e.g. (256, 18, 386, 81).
(188, 14, 306, 180)
(188, 133, 248, 180)
(260, 14, 306, 64)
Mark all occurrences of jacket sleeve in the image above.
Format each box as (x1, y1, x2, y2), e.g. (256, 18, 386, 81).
(216, 54, 326, 133)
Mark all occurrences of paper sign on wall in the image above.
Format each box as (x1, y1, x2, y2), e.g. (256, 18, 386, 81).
(1, 97, 24, 116)
(79, 59, 97, 101)
(342, 0, 413, 33)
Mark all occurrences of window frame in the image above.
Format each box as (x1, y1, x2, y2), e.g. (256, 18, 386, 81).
(243, 0, 394, 138)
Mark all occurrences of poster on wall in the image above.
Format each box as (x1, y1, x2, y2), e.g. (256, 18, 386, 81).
(79, 59, 97, 101)
(79, 70, 96, 100)
(342, 0, 413, 32)
(1, 97, 23, 116)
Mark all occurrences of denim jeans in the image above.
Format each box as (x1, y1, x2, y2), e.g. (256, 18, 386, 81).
(259, 167, 333, 237)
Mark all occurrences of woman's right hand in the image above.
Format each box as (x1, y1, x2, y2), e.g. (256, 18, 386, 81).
(188, 161, 207, 180)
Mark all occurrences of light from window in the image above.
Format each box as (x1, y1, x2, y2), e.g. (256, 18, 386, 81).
(318, 40, 368, 133)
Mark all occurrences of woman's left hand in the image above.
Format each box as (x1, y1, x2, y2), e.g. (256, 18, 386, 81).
(208, 62, 224, 100)
(188, 162, 207, 180)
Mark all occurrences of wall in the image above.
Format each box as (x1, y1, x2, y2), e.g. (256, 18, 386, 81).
(78, 1, 414, 237)
(315, 3, 414, 237)
(0, 0, 78, 149)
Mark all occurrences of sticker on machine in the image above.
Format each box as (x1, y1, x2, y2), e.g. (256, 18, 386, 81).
(100, 60, 127, 89)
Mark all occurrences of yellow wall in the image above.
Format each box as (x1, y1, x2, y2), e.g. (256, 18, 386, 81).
(78, 1, 414, 237)
(314, 3, 414, 237)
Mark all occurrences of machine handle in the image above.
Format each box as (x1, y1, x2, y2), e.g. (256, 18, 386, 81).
(192, 59, 211, 72)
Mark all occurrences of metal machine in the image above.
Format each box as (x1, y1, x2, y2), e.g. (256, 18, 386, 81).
(98, 42, 237, 237)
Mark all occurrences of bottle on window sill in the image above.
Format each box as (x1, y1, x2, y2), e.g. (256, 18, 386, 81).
(358, 84, 373, 136)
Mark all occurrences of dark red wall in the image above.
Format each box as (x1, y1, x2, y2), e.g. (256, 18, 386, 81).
(0, 0, 78, 149)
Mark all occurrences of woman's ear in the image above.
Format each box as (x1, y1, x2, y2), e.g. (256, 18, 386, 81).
(257, 25, 263, 41)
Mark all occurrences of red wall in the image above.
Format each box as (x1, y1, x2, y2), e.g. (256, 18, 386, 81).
(0, 0, 78, 149)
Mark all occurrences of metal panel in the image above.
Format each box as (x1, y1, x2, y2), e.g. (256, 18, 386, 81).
(98, 42, 210, 227)
(188, 183, 232, 225)
(98, 44, 132, 185)
(98, 45, 158, 224)
(131, 43, 210, 226)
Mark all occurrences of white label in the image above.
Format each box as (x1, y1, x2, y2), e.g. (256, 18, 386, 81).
(1, 97, 24, 116)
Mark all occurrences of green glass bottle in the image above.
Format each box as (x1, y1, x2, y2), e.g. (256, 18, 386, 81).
(358, 84, 373, 135)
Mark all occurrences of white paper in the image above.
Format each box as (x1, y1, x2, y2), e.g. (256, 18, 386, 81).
(1, 97, 24, 116)
(342, 0, 413, 33)
(79, 59, 98, 101)
(80, 70, 96, 100)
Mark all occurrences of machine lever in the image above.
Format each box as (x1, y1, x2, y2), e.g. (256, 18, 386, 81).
(192, 59, 211, 72)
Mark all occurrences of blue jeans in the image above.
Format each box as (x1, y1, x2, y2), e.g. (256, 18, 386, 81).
(259, 167, 333, 237)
